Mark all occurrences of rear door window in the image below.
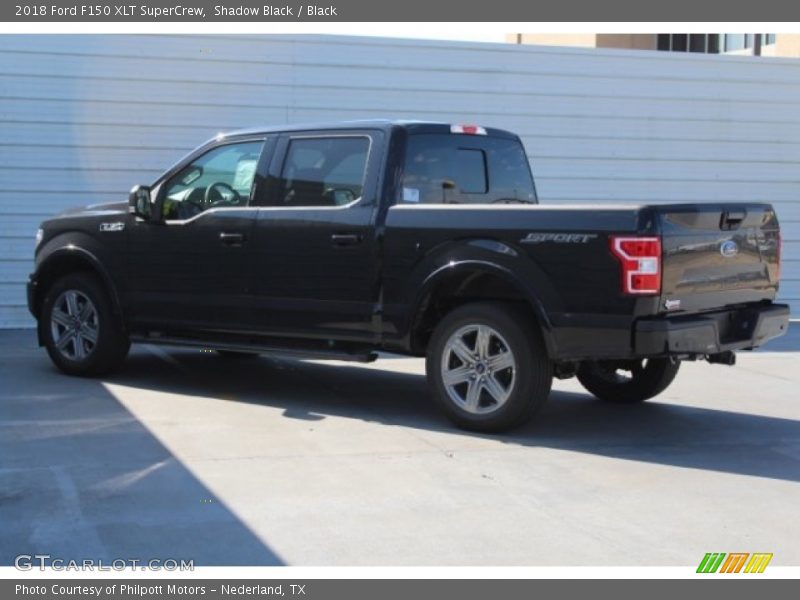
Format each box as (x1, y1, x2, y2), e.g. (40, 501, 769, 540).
(276, 136, 370, 207)
(401, 134, 536, 205)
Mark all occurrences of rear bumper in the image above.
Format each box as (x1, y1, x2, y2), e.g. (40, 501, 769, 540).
(634, 303, 790, 356)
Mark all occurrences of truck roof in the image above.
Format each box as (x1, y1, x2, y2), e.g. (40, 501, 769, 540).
(222, 119, 519, 139)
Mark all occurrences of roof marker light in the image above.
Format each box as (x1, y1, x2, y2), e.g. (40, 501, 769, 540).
(451, 124, 487, 135)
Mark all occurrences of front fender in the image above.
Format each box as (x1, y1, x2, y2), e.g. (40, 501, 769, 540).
(31, 235, 125, 336)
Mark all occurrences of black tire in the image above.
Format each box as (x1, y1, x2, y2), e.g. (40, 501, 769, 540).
(577, 358, 680, 404)
(40, 272, 130, 377)
(215, 350, 259, 359)
(426, 302, 552, 433)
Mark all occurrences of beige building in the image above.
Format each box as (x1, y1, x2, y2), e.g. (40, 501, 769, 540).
(507, 34, 800, 58)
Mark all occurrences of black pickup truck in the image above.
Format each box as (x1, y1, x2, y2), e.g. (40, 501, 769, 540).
(28, 120, 789, 431)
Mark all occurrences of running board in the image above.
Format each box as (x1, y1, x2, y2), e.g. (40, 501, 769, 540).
(130, 334, 379, 363)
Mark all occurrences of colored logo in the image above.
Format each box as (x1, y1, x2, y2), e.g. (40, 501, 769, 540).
(696, 552, 773, 573)
(720, 240, 739, 258)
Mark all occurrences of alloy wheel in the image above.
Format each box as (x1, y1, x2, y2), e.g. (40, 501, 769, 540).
(440, 324, 516, 414)
(50, 290, 99, 361)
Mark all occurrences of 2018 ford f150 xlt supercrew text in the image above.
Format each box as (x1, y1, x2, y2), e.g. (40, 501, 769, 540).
(28, 120, 790, 431)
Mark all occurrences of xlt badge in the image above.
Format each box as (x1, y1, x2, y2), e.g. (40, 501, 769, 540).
(99, 222, 125, 232)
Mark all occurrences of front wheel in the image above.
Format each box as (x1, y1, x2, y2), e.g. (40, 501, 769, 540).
(577, 358, 680, 404)
(426, 302, 552, 433)
(41, 272, 130, 376)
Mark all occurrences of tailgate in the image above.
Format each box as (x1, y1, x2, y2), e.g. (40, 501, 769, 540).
(657, 203, 780, 314)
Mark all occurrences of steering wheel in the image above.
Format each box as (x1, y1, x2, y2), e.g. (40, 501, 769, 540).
(204, 181, 242, 207)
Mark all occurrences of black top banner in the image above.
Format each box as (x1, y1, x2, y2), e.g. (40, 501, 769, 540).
(4, 0, 800, 21)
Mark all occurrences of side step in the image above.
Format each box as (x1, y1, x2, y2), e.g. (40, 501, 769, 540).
(130, 334, 379, 363)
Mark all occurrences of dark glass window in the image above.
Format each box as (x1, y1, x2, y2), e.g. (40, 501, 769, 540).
(656, 33, 773, 55)
(277, 136, 369, 207)
(672, 34, 688, 52)
(401, 134, 536, 205)
(689, 34, 707, 52)
(455, 149, 487, 193)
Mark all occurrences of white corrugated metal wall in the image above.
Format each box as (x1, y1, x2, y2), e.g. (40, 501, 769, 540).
(1, 34, 799, 327)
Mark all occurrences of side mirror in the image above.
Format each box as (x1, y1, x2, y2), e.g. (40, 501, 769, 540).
(129, 185, 152, 220)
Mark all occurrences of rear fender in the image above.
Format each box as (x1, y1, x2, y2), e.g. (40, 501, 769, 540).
(407, 240, 562, 356)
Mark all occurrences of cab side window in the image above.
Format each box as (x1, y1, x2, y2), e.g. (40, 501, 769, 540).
(277, 136, 370, 207)
(162, 140, 264, 220)
(400, 134, 536, 205)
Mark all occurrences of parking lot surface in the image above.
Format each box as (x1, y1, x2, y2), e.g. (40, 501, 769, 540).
(1, 328, 799, 566)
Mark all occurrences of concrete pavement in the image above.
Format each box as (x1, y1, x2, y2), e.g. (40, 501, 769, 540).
(1, 328, 799, 566)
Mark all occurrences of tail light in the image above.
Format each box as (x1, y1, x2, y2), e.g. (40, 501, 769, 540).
(610, 236, 662, 295)
(777, 231, 782, 281)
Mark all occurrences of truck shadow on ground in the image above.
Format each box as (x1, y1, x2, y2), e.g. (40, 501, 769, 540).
(0, 338, 284, 566)
(106, 346, 800, 485)
(6, 328, 799, 566)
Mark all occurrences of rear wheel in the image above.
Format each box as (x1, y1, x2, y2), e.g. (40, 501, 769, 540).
(41, 272, 130, 376)
(426, 302, 552, 432)
(577, 358, 680, 403)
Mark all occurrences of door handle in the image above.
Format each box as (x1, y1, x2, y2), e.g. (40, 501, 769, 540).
(331, 233, 363, 246)
(219, 232, 245, 246)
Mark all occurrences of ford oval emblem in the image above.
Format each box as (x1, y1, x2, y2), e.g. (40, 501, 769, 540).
(720, 240, 739, 258)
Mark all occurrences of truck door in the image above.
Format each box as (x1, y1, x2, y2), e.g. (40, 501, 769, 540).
(250, 129, 385, 341)
(126, 138, 270, 332)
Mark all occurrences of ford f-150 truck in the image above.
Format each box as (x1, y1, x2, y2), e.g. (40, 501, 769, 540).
(28, 120, 790, 431)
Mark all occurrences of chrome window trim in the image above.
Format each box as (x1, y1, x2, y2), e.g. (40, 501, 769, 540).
(164, 206, 259, 226)
(162, 132, 377, 220)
